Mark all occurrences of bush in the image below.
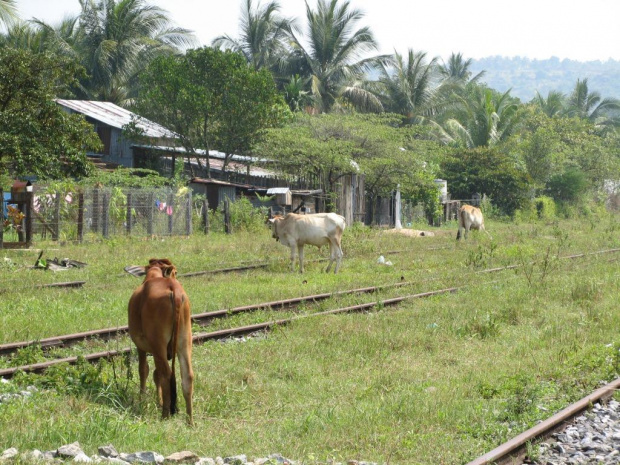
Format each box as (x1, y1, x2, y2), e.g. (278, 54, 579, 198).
(535, 196, 556, 220)
(546, 168, 588, 202)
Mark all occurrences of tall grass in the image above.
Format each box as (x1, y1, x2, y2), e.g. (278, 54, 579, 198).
(1, 215, 620, 463)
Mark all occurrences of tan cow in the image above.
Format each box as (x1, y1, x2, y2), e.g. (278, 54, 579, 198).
(128, 258, 194, 424)
(269, 212, 346, 273)
(456, 204, 491, 240)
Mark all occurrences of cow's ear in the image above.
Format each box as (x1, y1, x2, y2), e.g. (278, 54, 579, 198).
(268, 218, 275, 224)
(162, 265, 177, 278)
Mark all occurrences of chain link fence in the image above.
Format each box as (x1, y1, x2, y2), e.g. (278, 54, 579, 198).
(32, 187, 196, 242)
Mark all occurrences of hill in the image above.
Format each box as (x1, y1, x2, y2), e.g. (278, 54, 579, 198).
(470, 56, 620, 102)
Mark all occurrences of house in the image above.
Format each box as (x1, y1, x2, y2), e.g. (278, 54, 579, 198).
(56, 100, 177, 168)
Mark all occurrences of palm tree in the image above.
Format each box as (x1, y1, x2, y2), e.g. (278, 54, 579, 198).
(0, 0, 18, 29)
(212, 0, 293, 73)
(28, 0, 196, 104)
(438, 52, 485, 84)
(565, 78, 620, 126)
(532, 90, 565, 117)
(432, 86, 519, 148)
(285, 0, 389, 113)
(377, 49, 441, 122)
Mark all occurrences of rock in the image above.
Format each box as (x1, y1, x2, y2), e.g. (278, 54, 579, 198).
(58, 442, 84, 458)
(164, 451, 199, 464)
(224, 455, 247, 464)
(1, 448, 18, 460)
(195, 459, 216, 465)
(119, 451, 164, 463)
(99, 445, 120, 458)
(74, 452, 94, 463)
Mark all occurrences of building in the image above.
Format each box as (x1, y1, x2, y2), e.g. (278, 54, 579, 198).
(56, 100, 177, 168)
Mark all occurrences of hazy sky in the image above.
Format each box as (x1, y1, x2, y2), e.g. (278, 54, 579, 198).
(14, 0, 620, 62)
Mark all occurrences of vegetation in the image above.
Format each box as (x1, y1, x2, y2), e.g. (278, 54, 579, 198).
(0, 48, 102, 179)
(1, 215, 620, 464)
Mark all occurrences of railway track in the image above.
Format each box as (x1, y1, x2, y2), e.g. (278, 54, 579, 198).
(466, 378, 620, 465)
(0, 285, 461, 379)
(2, 246, 618, 358)
(0, 280, 416, 356)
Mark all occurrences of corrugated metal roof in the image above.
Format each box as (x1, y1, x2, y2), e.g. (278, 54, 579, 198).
(267, 187, 291, 195)
(56, 100, 177, 139)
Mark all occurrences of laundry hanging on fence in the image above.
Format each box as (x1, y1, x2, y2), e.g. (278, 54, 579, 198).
(155, 199, 173, 215)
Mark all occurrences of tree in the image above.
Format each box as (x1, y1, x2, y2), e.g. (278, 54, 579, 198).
(285, 0, 388, 113)
(438, 52, 485, 84)
(27, 0, 197, 105)
(0, 0, 18, 29)
(0, 48, 101, 179)
(532, 90, 565, 118)
(212, 0, 293, 73)
(440, 147, 531, 215)
(431, 86, 520, 148)
(133, 47, 287, 177)
(377, 49, 442, 122)
(565, 78, 620, 128)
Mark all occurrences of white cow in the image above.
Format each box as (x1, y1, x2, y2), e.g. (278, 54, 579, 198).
(456, 204, 491, 240)
(269, 212, 346, 273)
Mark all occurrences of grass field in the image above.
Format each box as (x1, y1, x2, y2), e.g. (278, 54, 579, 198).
(1, 214, 620, 464)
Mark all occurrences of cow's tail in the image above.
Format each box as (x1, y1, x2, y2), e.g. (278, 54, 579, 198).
(168, 289, 183, 416)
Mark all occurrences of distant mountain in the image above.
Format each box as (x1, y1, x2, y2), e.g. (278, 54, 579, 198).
(470, 56, 620, 102)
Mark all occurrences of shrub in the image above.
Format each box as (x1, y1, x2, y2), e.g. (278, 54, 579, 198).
(535, 196, 556, 220)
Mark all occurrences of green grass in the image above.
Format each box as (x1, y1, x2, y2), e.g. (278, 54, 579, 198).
(1, 215, 620, 464)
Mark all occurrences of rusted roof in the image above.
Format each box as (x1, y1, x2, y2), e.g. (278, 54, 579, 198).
(56, 100, 177, 139)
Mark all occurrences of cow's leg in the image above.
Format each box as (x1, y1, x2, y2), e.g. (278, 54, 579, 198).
(297, 244, 305, 273)
(333, 241, 343, 274)
(464, 226, 470, 240)
(177, 333, 194, 425)
(289, 245, 296, 272)
(153, 368, 163, 406)
(137, 349, 149, 395)
(325, 242, 334, 273)
(456, 227, 462, 240)
(152, 351, 172, 419)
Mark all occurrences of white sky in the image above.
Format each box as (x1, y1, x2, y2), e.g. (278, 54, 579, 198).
(14, 0, 620, 62)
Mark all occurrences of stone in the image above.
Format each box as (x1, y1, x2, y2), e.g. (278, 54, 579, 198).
(74, 452, 94, 463)
(164, 451, 199, 464)
(224, 455, 247, 464)
(58, 442, 84, 458)
(119, 451, 164, 463)
(99, 445, 120, 458)
(195, 459, 216, 465)
(1, 448, 18, 460)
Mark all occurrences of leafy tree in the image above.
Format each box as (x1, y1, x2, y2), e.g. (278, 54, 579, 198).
(26, 0, 197, 105)
(133, 47, 287, 176)
(431, 86, 520, 148)
(532, 90, 565, 117)
(285, 0, 388, 113)
(440, 146, 531, 215)
(438, 52, 485, 84)
(0, 48, 101, 179)
(565, 78, 620, 128)
(212, 0, 294, 73)
(377, 49, 442, 122)
(0, 0, 17, 28)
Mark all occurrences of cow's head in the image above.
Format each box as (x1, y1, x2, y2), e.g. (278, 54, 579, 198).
(145, 258, 177, 280)
(268, 215, 284, 240)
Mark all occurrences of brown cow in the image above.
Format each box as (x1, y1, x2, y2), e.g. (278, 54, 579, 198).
(128, 258, 194, 424)
(456, 205, 491, 240)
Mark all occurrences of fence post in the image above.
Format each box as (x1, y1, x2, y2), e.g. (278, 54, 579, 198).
(224, 198, 231, 234)
(52, 192, 61, 241)
(147, 192, 154, 236)
(0, 187, 3, 249)
(92, 188, 100, 233)
(25, 190, 33, 246)
(126, 192, 132, 235)
(102, 191, 109, 238)
(185, 191, 192, 236)
(202, 199, 209, 234)
(77, 192, 84, 243)
(167, 192, 174, 235)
